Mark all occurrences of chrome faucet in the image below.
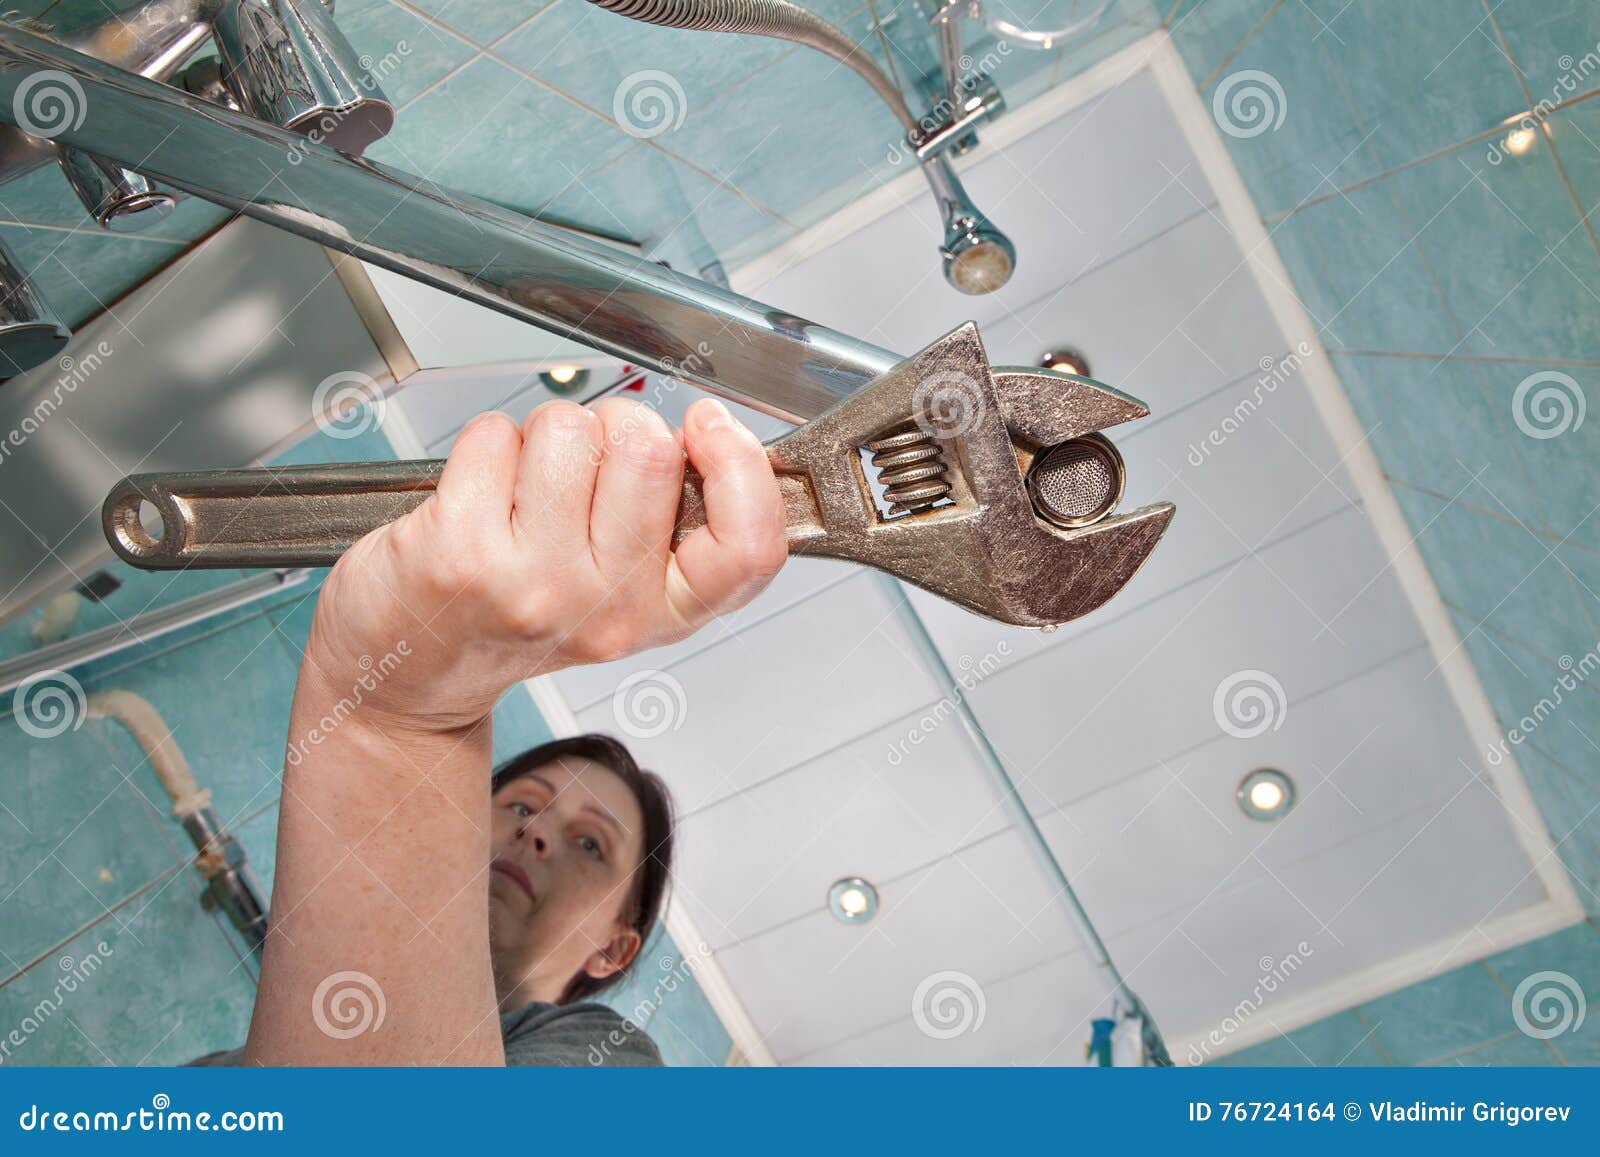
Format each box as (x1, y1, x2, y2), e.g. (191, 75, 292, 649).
(0, 0, 392, 373)
(0, 15, 900, 419)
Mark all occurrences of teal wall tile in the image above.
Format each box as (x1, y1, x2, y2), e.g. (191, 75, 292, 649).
(1400, 495, 1594, 666)
(1358, 962, 1510, 1065)
(491, 684, 556, 766)
(1487, 919, 1600, 1006)
(0, 224, 182, 329)
(1436, 1031, 1560, 1066)
(366, 57, 638, 224)
(0, 717, 184, 975)
(1169, 0, 1279, 84)
(599, 926, 732, 1066)
(1494, 1, 1600, 102)
(1216, 1010, 1385, 1066)
(1300, 0, 1527, 178)
(1330, 354, 1532, 513)
(336, 0, 479, 108)
(1507, 745, 1600, 915)
(577, 145, 789, 273)
(496, 0, 795, 128)
(1269, 180, 1458, 351)
(79, 610, 303, 829)
(405, 0, 552, 46)
(0, 871, 256, 1066)
(1385, 133, 1600, 364)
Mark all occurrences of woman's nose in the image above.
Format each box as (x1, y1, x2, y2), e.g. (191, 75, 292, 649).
(515, 823, 551, 859)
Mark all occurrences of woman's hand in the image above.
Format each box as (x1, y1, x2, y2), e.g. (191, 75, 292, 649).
(300, 396, 787, 735)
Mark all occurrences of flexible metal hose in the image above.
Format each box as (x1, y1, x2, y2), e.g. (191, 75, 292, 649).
(586, 0, 916, 130)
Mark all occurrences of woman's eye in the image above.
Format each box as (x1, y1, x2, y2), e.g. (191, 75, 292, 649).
(510, 802, 532, 818)
(577, 835, 603, 860)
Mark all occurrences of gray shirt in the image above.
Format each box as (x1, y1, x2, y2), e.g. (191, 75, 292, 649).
(188, 1001, 662, 1067)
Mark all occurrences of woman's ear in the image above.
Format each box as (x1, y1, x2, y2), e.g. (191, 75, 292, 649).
(582, 926, 642, 981)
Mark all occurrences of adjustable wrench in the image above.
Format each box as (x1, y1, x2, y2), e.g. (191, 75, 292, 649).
(101, 323, 1174, 628)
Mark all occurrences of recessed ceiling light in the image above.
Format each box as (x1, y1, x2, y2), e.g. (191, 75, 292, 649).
(1040, 346, 1091, 377)
(540, 365, 590, 394)
(1503, 126, 1538, 156)
(828, 877, 878, 923)
(1237, 768, 1295, 821)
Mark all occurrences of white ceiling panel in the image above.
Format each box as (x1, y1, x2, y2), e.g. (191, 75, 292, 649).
(673, 710, 1010, 950)
(959, 503, 1426, 816)
(573, 572, 944, 814)
(714, 828, 1097, 1061)
(742, 71, 1218, 358)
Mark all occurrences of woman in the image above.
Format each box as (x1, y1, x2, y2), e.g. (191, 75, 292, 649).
(199, 395, 786, 1066)
(195, 732, 676, 1066)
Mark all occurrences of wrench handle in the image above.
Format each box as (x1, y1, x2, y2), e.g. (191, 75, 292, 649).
(103, 459, 819, 570)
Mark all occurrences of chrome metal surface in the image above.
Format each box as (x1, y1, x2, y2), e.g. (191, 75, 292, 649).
(0, 569, 307, 694)
(909, 79, 1004, 162)
(183, 804, 269, 957)
(1026, 432, 1123, 529)
(0, 22, 901, 422)
(57, 146, 177, 231)
(0, 1, 222, 188)
(212, 0, 393, 152)
(922, 153, 1015, 294)
(104, 324, 1174, 629)
(585, 0, 1015, 293)
(587, 0, 916, 129)
(0, 236, 70, 376)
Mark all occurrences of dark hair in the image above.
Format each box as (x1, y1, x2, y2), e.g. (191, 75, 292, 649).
(490, 733, 675, 1005)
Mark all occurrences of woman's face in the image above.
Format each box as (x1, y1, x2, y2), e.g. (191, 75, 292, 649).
(487, 756, 648, 1003)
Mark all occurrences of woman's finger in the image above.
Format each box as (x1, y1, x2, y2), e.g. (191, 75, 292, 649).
(512, 401, 602, 560)
(588, 398, 684, 582)
(666, 398, 786, 629)
(434, 411, 521, 532)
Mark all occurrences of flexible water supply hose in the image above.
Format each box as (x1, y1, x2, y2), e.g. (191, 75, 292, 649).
(86, 689, 210, 820)
(585, 0, 917, 130)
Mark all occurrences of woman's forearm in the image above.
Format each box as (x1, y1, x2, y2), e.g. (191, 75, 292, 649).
(243, 659, 505, 1066)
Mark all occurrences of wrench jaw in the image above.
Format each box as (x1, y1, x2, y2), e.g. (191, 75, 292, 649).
(770, 321, 1176, 628)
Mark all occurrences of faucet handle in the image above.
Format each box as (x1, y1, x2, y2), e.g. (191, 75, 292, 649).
(212, 0, 395, 155)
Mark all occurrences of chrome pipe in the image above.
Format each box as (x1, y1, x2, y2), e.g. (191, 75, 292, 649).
(0, 236, 71, 377)
(921, 153, 1014, 295)
(0, 24, 900, 422)
(57, 145, 177, 231)
(212, 0, 394, 153)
